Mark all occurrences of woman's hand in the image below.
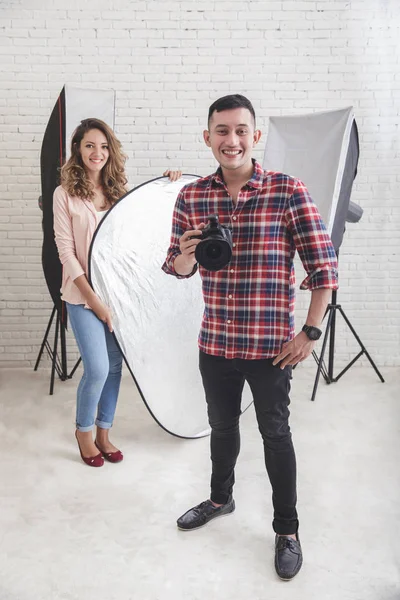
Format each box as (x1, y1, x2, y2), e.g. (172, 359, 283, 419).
(90, 296, 113, 332)
(163, 169, 182, 182)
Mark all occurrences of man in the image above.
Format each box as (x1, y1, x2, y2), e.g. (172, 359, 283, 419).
(162, 94, 338, 580)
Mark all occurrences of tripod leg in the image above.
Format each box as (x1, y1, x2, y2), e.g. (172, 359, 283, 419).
(50, 311, 60, 395)
(34, 306, 56, 371)
(312, 349, 330, 382)
(338, 307, 385, 383)
(311, 309, 335, 402)
(69, 357, 82, 378)
(60, 318, 67, 380)
(328, 293, 337, 381)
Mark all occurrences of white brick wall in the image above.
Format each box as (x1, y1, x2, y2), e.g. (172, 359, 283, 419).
(1, 0, 399, 369)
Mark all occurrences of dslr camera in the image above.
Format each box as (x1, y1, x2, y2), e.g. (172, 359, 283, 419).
(194, 214, 233, 272)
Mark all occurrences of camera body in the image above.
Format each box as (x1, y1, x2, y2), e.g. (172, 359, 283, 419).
(194, 214, 233, 272)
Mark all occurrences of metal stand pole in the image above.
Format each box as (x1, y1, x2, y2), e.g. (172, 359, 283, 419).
(34, 305, 81, 395)
(310, 291, 384, 401)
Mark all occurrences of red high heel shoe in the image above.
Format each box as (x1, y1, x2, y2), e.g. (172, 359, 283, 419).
(95, 440, 123, 463)
(75, 431, 104, 467)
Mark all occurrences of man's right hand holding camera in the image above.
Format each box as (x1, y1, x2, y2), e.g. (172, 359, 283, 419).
(174, 224, 205, 276)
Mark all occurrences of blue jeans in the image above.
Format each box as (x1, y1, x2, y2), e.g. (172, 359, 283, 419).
(66, 302, 123, 432)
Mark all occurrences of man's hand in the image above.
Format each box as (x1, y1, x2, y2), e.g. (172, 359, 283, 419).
(173, 224, 205, 276)
(273, 332, 316, 369)
(179, 224, 205, 257)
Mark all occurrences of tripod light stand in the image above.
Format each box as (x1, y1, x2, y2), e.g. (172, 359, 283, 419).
(263, 107, 385, 401)
(34, 303, 81, 395)
(310, 269, 385, 403)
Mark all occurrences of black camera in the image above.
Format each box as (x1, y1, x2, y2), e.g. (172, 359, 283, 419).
(194, 214, 233, 272)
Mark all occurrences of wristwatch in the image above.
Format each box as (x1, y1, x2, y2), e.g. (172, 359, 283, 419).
(302, 324, 322, 341)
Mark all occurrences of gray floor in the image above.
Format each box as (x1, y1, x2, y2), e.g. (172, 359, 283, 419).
(0, 365, 399, 600)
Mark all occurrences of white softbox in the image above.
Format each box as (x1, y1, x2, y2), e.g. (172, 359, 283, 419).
(262, 107, 359, 251)
(64, 85, 115, 159)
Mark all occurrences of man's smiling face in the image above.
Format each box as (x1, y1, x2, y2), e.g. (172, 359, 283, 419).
(203, 107, 261, 173)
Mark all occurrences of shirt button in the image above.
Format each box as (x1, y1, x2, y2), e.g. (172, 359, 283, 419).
(232, 216, 237, 221)
(228, 295, 233, 299)
(227, 320, 231, 324)
(230, 269, 234, 273)
(233, 243, 236, 248)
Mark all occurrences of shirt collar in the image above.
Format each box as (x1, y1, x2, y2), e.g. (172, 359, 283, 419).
(211, 159, 264, 190)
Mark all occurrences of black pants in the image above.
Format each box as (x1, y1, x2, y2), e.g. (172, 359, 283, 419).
(199, 350, 298, 535)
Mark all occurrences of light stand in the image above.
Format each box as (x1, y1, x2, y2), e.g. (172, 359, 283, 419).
(34, 304, 81, 395)
(263, 108, 385, 402)
(310, 285, 385, 402)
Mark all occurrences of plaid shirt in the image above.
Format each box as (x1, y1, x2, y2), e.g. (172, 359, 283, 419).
(162, 160, 338, 360)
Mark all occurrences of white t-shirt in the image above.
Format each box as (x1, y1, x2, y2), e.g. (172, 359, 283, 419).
(96, 209, 109, 224)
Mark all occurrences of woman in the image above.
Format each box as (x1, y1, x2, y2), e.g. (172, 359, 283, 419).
(53, 118, 181, 467)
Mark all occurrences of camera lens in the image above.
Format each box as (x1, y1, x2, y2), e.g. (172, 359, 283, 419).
(194, 214, 233, 272)
(205, 244, 222, 260)
(195, 238, 232, 271)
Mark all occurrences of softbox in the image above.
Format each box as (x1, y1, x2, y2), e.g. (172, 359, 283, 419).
(40, 85, 115, 320)
(89, 176, 254, 438)
(262, 107, 359, 251)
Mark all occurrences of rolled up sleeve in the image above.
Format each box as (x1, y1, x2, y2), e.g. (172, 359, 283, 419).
(162, 189, 198, 279)
(53, 187, 85, 281)
(285, 180, 339, 292)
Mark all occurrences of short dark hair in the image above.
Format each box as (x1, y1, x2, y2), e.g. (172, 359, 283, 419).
(208, 94, 256, 126)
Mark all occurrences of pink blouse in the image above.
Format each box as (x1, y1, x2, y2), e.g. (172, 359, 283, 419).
(53, 185, 105, 306)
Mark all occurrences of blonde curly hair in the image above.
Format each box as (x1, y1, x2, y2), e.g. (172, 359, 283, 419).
(61, 118, 128, 206)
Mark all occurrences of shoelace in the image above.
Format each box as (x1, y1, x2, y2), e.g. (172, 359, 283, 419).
(194, 500, 216, 514)
(277, 536, 297, 551)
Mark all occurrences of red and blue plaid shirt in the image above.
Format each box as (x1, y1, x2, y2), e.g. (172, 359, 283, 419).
(162, 160, 338, 360)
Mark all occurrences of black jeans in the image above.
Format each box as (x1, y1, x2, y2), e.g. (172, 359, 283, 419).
(199, 350, 298, 535)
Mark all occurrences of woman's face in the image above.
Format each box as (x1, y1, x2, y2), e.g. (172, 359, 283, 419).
(79, 129, 110, 175)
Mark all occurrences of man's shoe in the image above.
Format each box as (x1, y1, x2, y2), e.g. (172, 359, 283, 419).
(274, 534, 303, 580)
(177, 498, 235, 531)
